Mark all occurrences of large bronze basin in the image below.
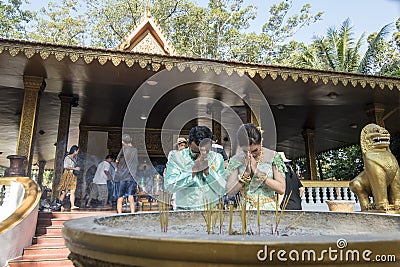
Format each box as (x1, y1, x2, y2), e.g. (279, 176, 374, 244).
(63, 211, 400, 266)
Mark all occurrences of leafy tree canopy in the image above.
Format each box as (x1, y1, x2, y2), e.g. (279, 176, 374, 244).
(0, 0, 34, 39)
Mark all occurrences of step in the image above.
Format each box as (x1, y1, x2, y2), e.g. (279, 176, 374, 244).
(38, 210, 115, 220)
(23, 246, 70, 256)
(8, 258, 73, 267)
(35, 226, 63, 236)
(8, 253, 69, 261)
(37, 218, 67, 227)
(6, 210, 120, 267)
(32, 236, 65, 246)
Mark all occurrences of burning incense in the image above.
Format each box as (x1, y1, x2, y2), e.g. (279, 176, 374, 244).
(158, 192, 170, 232)
(257, 194, 260, 235)
(202, 199, 212, 234)
(228, 201, 233, 235)
(236, 194, 247, 235)
(219, 196, 224, 234)
(274, 190, 292, 234)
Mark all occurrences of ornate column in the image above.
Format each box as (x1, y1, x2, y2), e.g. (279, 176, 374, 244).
(365, 103, 385, 127)
(245, 100, 260, 126)
(107, 130, 122, 156)
(211, 105, 222, 144)
(77, 127, 89, 201)
(37, 160, 46, 188)
(52, 94, 74, 198)
(302, 128, 318, 180)
(16, 76, 46, 176)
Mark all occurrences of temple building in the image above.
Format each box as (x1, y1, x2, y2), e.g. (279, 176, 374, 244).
(0, 8, 399, 200)
(1, 4, 400, 266)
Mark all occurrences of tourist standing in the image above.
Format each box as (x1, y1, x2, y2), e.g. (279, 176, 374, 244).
(58, 145, 80, 210)
(107, 157, 116, 206)
(86, 155, 113, 208)
(114, 134, 138, 213)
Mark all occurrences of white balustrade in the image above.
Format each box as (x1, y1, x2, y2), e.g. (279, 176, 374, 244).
(301, 181, 361, 212)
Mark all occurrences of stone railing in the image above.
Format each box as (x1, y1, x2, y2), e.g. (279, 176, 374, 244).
(0, 177, 41, 267)
(301, 180, 361, 212)
(0, 179, 25, 222)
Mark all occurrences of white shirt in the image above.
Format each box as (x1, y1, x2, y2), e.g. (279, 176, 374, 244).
(93, 161, 110, 185)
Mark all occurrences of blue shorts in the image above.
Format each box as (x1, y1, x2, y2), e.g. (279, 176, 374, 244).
(115, 180, 137, 198)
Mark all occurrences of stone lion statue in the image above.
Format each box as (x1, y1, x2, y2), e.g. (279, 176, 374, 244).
(349, 124, 400, 211)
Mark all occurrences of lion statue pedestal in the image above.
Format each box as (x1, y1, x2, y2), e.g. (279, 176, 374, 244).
(349, 123, 400, 212)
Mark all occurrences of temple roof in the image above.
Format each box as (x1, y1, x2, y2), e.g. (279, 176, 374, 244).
(116, 11, 177, 56)
(0, 38, 399, 168)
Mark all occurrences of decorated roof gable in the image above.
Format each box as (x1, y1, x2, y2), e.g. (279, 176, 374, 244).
(116, 13, 177, 56)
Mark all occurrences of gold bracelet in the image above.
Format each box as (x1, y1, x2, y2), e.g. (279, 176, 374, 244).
(255, 170, 267, 182)
(238, 174, 252, 184)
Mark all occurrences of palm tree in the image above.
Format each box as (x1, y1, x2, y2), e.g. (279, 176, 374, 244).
(300, 18, 393, 75)
(358, 23, 392, 74)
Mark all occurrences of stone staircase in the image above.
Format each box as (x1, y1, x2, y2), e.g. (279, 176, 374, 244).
(7, 210, 114, 267)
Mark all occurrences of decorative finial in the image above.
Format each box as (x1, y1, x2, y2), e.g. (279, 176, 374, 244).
(146, 0, 151, 17)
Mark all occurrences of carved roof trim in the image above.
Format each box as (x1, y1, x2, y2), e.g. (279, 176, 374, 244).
(0, 38, 399, 91)
(116, 14, 177, 56)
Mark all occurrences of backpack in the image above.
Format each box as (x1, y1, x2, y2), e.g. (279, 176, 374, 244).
(280, 164, 303, 210)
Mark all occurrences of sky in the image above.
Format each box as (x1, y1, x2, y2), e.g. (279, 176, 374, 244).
(195, 0, 400, 44)
(28, 0, 400, 45)
(193, 0, 400, 44)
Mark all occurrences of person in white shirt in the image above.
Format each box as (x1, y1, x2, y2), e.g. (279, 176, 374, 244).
(107, 158, 116, 205)
(86, 155, 113, 207)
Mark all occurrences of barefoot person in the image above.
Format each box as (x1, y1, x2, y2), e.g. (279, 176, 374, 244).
(58, 145, 80, 210)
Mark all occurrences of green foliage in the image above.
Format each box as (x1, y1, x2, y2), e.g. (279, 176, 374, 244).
(378, 18, 400, 77)
(292, 145, 364, 181)
(317, 145, 363, 181)
(27, 0, 86, 46)
(0, 166, 6, 176)
(259, 0, 323, 64)
(390, 134, 400, 163)
(0, 0, 34, 39)
(84, 0, 146, 48)
(299, 18, 400, 77)
(31, 169, 54, 189)
(85, 0, 259, 59)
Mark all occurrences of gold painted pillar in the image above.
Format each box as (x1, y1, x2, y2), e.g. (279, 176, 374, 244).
(245, 98, 261, 127)
(212, 106, 222, 144)
(77, 127, 89, 201)
(107, 130, 122, 156)
(365, 103, 385, 127)
(16, 76, 46, 176)
(302, 129, 318, 180)
(52, 94, 74, 198)
(37, 160, 46, 188)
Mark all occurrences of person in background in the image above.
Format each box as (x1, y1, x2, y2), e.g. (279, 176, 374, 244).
(168, 137, 188, 161)
(166, 137, 188, 210)
(107, 156, 116, 206)
(114, 134, 138, 213)
(226, 123, 286, 210)
(211, 139, 229, 167)
(86, 155, 113, 208)
(278, 152, 304, 210)
(165, 126, 226, 210)
(83, 164, 97, 206)
(58, 145, 80, 210)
